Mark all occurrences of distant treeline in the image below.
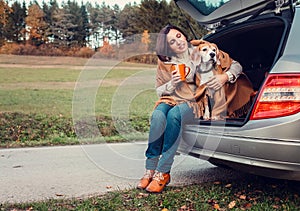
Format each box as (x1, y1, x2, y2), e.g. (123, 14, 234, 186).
(0, 0, 207, 59)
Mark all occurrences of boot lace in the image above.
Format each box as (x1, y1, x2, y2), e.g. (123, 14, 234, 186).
(143, 170, 154, 179)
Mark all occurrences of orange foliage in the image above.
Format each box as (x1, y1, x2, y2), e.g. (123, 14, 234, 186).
(0, 0, 12, 25)
(98, 41, 115, 58)
(0, 42, 95, 58)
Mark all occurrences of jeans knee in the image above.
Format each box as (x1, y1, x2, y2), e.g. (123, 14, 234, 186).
(167, 108, 181, 125)
(151, 109, 167, 123)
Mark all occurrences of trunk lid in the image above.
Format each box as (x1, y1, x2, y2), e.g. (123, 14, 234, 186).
(175, 0, 294, 30)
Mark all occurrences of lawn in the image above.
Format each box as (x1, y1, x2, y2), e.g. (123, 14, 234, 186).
(1, 175, 299, 210)
(0, 54, 157, 147)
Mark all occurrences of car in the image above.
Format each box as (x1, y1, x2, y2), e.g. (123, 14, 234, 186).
(175, 0, 300, 180)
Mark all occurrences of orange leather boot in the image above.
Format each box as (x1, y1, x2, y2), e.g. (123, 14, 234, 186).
(137, 170, 155, 189)
(145, 171, 170, 193)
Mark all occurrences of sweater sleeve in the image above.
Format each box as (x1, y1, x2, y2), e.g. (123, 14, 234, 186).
(155, 60, 175, 97)
(227, 60, 242, 83)
(218, 49, 242, 83)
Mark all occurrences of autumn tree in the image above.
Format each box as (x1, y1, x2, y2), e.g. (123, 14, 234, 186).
(99, 37, 115, 58)
(0, 0, 11, 25)
(25, 4, 48, 46)
(0, 0, 12, 46)
(141, 30, 150, 52)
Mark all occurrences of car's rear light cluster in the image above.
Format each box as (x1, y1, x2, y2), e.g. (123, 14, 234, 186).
(250, 74, 300, 120)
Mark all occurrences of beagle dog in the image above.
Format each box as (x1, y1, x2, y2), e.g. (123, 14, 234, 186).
(190, 40, 228, 120)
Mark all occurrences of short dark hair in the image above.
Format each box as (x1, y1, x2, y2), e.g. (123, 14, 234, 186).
(155, 24, 189, 62)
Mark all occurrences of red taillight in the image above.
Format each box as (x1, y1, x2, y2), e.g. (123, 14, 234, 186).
(250, 74, 300, 120)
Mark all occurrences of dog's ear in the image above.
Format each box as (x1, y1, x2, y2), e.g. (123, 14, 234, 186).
(191, 47, 202, 64)
(190, 39, 208, 46)
(211, 43, 221, 65)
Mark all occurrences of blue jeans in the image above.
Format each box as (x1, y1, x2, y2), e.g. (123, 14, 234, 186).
(145, 102, 196, 173)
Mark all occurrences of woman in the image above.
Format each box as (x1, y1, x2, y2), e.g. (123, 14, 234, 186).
(137, 24, 250, 193)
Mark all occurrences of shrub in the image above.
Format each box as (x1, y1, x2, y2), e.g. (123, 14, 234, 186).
(125, 54, 157, 64)
(73, 47, 95, 58)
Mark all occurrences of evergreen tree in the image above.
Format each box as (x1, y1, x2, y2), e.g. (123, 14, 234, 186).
(62, 0, 89, 47)
(86, 2, 102, 49)
(98, 3, 114, 43)
(169, 1, 207, 40)
(136, 0, 171, 33)
(118, 3, 140, 40)
(110, 4, 121, 45)
(50, 7, 76, 48)
(4, 1, 26, 43)
(77, 3, 90, 47)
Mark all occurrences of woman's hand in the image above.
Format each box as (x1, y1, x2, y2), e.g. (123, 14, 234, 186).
(206, 74, 229, 90)
(171, 70, 182, 87)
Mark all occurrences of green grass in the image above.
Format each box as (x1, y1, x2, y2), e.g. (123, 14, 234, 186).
(0, 55, 156, 117)
(0, 55, 156, 147)
(1, 176, 299, 210)
(0, 67, 80, 83)
(0, 89, 73, 115)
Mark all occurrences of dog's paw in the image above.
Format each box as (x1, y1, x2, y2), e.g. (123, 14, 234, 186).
(211, 115, 223, 120)
(203, 111, 210, 120)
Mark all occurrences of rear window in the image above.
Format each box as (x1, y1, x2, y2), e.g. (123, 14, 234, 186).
(188, 0, 230, 15)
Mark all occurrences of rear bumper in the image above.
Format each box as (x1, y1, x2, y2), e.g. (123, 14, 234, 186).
(179, 115, 300, 181)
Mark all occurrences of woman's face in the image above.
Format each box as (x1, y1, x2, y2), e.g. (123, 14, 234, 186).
(167, 29, 188, 55)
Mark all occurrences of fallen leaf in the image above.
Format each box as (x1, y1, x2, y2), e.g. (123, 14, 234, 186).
(213, 203, 220, 210)
(274, 197, 280, 202)
(225, 183, 232, 188)
(239, 195, 247, 200)
(228, 200, 236, 209)
(178, 205, 187, 210)
(214, 181, 221, 185)
(55, 193, 64, 197)
(137, 192, 149, 198)
(243, 203, 252, 209)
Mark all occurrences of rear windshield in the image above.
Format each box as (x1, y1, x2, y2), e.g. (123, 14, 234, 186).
(188, 0, 230, 15)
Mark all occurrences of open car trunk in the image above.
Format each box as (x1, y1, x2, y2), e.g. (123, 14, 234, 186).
(201, 14, 291, 124)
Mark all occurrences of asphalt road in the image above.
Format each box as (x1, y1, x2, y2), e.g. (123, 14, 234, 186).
(0, 142, 246, 203)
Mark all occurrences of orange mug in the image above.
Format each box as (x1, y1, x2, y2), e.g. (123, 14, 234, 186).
(171, 64, 191, 81)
